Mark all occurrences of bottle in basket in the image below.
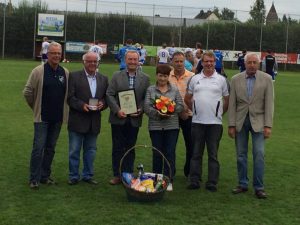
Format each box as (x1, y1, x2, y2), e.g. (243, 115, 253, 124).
(137, 164, 144, 178)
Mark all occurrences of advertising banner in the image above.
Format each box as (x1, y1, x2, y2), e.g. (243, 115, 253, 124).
(38, 13, 64, 37)
(66, 42, 107, 54)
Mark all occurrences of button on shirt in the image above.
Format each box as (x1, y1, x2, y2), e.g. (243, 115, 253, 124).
(127, 72, 136, 89)
(85, 71, 97, 98)
(246, 74, 256, 98)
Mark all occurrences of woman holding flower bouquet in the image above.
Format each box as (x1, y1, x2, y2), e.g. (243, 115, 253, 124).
(144, 64, 184, 191)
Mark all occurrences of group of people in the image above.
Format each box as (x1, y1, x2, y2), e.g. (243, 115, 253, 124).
(24, 40, 274, 199)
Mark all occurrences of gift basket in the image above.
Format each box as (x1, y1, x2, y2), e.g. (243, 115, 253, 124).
(119, 145, 171, 202)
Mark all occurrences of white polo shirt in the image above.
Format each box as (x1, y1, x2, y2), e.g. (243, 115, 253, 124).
(187, 71, 229, 124)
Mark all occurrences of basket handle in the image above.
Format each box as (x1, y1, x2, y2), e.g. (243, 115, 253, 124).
(119, 144, 172, 180)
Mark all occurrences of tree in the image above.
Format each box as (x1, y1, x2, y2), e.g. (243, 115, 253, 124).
(249, 0, 266, 24)
(220, 8, 235, 20)
(195, 10, 206, 19)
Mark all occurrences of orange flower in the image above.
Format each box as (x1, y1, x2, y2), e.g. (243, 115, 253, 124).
(167, 104, 175, 113)
(155, 101, 164, 110)
(153, 95, 176, 114)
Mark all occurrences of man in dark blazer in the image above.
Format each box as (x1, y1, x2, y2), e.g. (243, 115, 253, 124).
(67, 52, 108, 185)
(228, 53, 274, 199)
(106, 50, 150, 185)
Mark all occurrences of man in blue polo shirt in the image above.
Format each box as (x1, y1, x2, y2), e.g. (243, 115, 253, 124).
(23, 42, 69, 189)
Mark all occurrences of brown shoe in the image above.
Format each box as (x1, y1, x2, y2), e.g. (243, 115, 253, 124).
(232, 186, 248, 194)
(255, 190, 267, 199)
(109, 177, 121, 185)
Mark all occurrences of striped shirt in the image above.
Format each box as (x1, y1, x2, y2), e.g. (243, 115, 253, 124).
(144, 83, 184, 131)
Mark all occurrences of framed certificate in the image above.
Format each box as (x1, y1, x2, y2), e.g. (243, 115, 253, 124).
(118, 89, 138, 115)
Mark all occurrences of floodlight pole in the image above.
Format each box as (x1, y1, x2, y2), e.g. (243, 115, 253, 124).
(259, 14, 263, 52)
(2, 0, 6, 59)
(122, 2, 127, 44)
(206, 22, 210, 50)
(151, 4, 155, 46)
(284, 17, 289, 71)
(179, 6, 183, 47)
(93, 0, 98, 43)
(33, 5, 37, 59)
(64, 0, 68, 60)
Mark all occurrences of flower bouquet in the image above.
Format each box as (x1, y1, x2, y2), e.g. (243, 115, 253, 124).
(152, 95, 176, 115)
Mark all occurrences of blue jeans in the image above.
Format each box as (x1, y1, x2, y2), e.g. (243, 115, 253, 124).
(111, 120, 139, 177)
(235, 115, 265, 190)
(29, 121, 62, 182)
(68, 131, 98, 181)
(150, 129, 179, 181)
(189, 123, 223, 186)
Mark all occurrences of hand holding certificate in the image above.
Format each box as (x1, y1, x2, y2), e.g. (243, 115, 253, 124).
(118, 89, 138, 115)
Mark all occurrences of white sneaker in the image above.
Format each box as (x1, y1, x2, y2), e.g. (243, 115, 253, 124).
(167, 183, 173, 191)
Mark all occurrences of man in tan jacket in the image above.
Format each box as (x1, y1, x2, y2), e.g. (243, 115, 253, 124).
(23, 42, 69, 189)
(228, 53, 274, 199)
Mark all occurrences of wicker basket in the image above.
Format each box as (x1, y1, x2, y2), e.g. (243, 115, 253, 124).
(119, 145, 171, 202)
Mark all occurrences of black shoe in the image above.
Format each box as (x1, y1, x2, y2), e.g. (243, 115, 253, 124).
(40, 178, 57, 185)
(82, 179, 98, 185)
(184, 164, 190, 177)
(187, 183, 200, 190)
(206, 184, 217, 192)
(255, 190, 267, 199)
(232, 186, 248, 194)
(68, 179, 79, 185)
(29, 181, 39, 189)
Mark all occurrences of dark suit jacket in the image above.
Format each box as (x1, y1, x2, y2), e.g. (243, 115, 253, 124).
(106, 69, 150, 127)
(67, 69, 108, 134)
(228, 70, 274, 132)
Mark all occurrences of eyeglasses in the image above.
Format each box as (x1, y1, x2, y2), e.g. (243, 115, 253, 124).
(84, 60, 98, 64)
(48, 52, 62, 55)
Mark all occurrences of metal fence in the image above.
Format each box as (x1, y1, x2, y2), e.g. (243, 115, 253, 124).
(2, 0, 300, 60)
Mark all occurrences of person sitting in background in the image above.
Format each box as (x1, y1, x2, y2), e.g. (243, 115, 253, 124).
(144, 64, 184, 191)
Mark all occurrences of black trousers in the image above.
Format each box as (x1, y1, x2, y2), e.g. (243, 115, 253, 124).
(189, 123, 223, 186)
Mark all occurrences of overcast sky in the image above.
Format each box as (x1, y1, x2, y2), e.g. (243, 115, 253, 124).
(9, 0, 300, 20)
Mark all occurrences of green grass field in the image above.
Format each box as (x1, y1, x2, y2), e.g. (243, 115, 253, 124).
(0, 59, 299, 225)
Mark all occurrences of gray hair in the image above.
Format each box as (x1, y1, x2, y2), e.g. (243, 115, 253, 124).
(48, 41, 61, 51)
(244, 52, 260, 63)
(82, 51, 98, 61)
(125, 50, 140, 59)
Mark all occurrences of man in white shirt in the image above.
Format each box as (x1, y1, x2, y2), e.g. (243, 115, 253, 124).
(185, 51, 229, 192)
(157, 43, 170, 64)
